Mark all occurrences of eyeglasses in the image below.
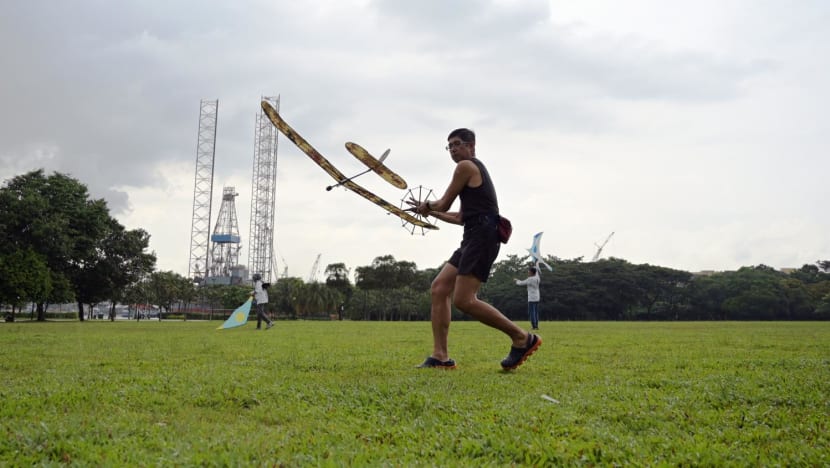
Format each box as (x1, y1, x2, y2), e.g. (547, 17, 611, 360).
(445, 141, 468, 151)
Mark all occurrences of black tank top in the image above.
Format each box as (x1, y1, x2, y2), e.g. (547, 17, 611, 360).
(460, 159, 499, 223)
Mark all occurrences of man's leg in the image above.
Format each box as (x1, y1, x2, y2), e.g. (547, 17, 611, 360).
(428, 263, 456, 361)
(256, 304, 264, 329)
(533, 302, 539, 329)
(264, 304, 273, 328)
(453, 274, 529, 348)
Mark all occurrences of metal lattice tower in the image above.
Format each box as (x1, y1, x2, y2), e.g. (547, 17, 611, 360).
(248, 95, 280, 283)
(209, 187, 242, 278)
(187, 99, 219, 283)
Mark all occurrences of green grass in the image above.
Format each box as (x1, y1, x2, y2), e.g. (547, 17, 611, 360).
(1, 321, 828, 466)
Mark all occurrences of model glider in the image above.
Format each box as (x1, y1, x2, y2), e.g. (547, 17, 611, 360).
(260, 101, 436, 230)
(527, 232, 554, 271)
(216, 297, 253, 330)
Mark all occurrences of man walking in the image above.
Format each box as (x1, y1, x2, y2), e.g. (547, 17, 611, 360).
(251, 273, 273, 330)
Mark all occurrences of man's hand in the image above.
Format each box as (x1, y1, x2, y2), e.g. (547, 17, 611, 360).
(405, 196, 431, 216)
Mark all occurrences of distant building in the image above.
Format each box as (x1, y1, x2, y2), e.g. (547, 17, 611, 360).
(691, 270, 717, 277)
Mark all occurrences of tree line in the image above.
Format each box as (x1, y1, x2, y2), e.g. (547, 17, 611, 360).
(1, 170, 156, 320)
(217, 254, 829, 322)
(319, 255, 830, 321)
(2, 170, 829, 321)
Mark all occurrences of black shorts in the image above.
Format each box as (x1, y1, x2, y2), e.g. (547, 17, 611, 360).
(448, 214, 501, 282)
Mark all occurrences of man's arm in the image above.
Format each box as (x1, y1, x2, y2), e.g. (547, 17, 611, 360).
(430, 210, 463, 225)
(428, 160, 477, 212)
(408, 160, 478, 216)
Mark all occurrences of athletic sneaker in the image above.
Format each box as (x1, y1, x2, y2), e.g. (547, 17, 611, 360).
(266, 322, 273, 330)
(500, 334, 542, 370)
(416, 356, 457, 369)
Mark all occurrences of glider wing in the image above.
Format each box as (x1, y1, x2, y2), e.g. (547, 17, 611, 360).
(345, 142, 408, 190)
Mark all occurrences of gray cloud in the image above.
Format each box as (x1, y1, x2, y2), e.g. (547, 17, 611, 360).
(1, 0, 827, 274)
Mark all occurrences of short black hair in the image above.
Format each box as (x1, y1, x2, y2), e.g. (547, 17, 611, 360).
(529, 266, 537, 275)
(448, 128, 475, 143)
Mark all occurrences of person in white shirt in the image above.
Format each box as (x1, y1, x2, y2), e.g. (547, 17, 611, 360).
(251, 273, 273, 330)
(515, 265, 541, 330)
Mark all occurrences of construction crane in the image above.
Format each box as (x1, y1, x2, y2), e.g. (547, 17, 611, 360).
(592, 231, 615, 262)
(270, 246, 289, 280)
(274, 253, 288, 279)
(308, 253, 322, 283)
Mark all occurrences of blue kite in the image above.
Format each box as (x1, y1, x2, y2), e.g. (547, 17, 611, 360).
(527, 232, 554, 271)
(216, 297, 253, 330)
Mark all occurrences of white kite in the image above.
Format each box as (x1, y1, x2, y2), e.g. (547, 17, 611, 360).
(527, 232, 554, 271)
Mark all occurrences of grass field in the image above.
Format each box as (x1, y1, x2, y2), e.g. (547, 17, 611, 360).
(1, 320, 828, 466)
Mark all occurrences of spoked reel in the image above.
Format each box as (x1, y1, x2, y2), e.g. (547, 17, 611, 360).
(399, 185, 437, 235)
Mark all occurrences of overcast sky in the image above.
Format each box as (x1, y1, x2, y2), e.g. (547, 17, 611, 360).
(2, 0, 828, 280)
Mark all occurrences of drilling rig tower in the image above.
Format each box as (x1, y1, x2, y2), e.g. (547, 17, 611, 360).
(206, 187, 244, 285)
